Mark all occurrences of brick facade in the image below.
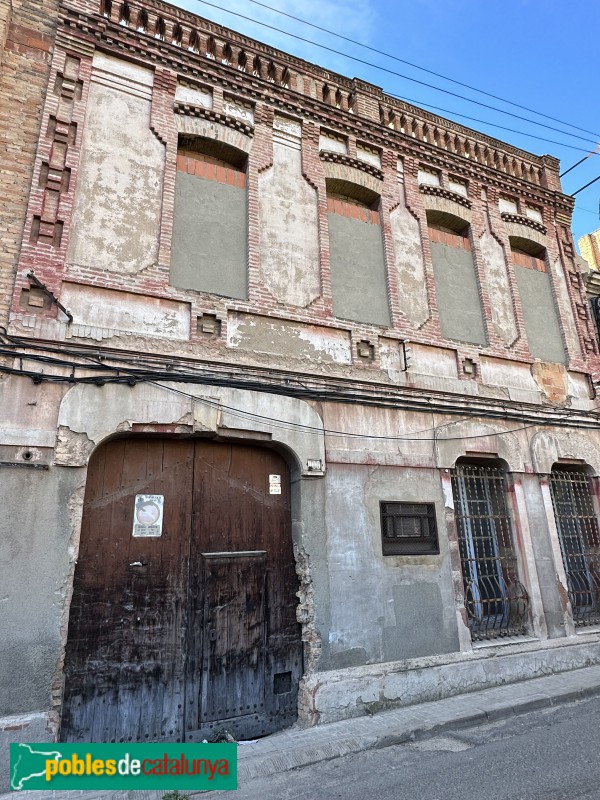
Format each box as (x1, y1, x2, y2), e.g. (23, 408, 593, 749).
(5, 0, 600, 759)
(0, 0, 59, 328)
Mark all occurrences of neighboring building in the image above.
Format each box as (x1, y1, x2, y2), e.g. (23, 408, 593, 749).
(579, 228, 600, 272)
(3, 0, 600, 762)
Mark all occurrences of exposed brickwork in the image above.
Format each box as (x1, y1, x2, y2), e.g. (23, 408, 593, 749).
(428, 225, 471, 251)
(0, 0, 60, 328)
(511, 248, 546, 273)
(3, 0, 596, 393)
(177, 150, 246, 187)
(531, 361, 569, 406)
(327, 196, 379, 224)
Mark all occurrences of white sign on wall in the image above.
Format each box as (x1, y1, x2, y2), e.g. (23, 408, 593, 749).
(132, 494, 164, 537)
(269, 474, 282, 495)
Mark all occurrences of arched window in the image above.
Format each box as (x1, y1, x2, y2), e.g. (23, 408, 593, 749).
(510, 236, 565, 363)
(326, 179, 390, 327)
(451, 460, 529, 639)
(549, 465, 600, 625)
(427, 210, 486, 345)
(171, 136, 248, 300)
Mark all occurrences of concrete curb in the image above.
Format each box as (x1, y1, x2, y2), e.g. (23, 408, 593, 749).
(3, 665, 600, 800)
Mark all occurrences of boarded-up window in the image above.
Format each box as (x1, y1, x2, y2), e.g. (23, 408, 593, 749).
(327, 180, 390, 327)
(170, 136, 248, 299)
(428, 212, 486, 345)
(510, 237, 565, 363)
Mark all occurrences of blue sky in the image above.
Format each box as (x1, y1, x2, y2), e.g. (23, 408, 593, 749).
(171, 0, 600, 250)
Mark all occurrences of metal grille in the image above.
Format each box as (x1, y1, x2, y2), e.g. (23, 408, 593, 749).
(380, 502, 439, 555)
(451, 465, 529, 640)
(549, 469, 600, 627)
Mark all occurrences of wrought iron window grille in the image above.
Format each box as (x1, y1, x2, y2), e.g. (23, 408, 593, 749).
(451, 464, 529, 640)
(549, 468, 600, 627)
(380, 502, 439, 556)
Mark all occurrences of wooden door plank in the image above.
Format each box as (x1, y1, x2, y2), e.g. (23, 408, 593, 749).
(61, 438, 193, 743)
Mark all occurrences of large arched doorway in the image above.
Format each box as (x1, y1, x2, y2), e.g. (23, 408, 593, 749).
(60, 437, 302, 742)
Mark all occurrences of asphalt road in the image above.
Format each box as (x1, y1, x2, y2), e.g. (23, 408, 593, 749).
(218, 695, 600, 800)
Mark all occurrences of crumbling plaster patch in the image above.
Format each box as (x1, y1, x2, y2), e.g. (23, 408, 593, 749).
(530, 429, 600, 474)
(48, 480, 86, 736)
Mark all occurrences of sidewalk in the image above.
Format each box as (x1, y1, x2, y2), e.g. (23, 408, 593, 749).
(3, 663, 600, 800)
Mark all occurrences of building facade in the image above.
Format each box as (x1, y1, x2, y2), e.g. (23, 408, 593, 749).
(579, 228, 600, 272)
(3, 0, 600, 762)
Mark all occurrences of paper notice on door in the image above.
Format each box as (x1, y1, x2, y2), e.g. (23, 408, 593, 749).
(132, 494, 164, 537)
(269, 474, 281, 495)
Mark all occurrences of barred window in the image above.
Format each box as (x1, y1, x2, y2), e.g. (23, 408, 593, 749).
(549, 467, 600, 626)
(380, 502, 439, 556)
(451, 463, 528, 639)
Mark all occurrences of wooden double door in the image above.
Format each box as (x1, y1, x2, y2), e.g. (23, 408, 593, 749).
(60, 438, 302, 743)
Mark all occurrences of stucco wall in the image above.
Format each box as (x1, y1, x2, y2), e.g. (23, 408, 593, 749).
(478, 230, 518, 345)
(329, 214, 390, 327)
(258, 140, 320, 307)
(0, 466, 84, 716)
(431, 240, 486, 345)
(515, 266, 565, 364)
(67, 55, 165, 275)
(389, 202, 429, 327)
(321, 463, 459, 669)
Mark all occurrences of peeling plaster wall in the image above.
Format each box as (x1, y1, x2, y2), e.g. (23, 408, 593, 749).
(389, 202, 429, 327)
(478, 231, 517, 345)
(60, 283, 190, 341)
(227, 311, 352, 366)
(321, 463, 459, 669)
(551, 256, 581, 358)
(67, 55, 165, 275)
(258, 139, 320, 307)
(0, 466, 85, 716)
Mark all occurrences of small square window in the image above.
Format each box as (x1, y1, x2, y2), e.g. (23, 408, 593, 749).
(380, 502, 439, 556)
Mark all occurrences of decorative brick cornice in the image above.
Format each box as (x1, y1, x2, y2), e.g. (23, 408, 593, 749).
(174, 102, 254, 137)
(418, 183, 471, 209)
(319, 150, 383, 181)
(500, 212, 547, 235)
(58, 0, 573, 207)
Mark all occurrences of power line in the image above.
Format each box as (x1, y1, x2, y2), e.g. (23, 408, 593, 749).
(237, 0, 600, 141)
(573, 175, 600, 196)
(575, 205, 600, 215)
(190, 0, 600, 149)
(390, 93, 598, 154)
(560, 144, 600, 179)
(1, 334, 599, 442)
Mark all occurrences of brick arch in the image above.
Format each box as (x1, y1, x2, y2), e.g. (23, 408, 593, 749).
(174, 115, 252, 153)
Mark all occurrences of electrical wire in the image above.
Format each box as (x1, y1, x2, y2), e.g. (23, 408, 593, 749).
(388, 93, 597, 155)
(573, 175, 600, 196)
(2, 333, 600, 442)
(233, 0, 600, 141)
(189, 0, 600, 151)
